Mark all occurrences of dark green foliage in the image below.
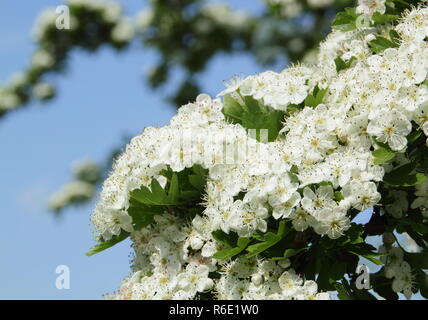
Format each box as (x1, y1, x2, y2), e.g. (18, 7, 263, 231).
(87, 166, 208, 255)
(222, 94, 285, 142)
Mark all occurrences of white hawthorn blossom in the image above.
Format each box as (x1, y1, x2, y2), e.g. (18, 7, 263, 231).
(367, 111, 412, 151)
(357, 0, 386, 17)
(91, 2, 428, 300)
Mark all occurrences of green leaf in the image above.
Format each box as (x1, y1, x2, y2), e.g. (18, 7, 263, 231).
(330, 262, 347, 281)
(332, 8, 360, 32)
(335, 282, 353, 300)
(373, 146, 396, 165)
(372, 274, 399, 300)
(89, 166, 207, 256)
(243, 94, 262, 114)
(246, 233, 282, 257)
(150, 178, 169, 203)
(188, 165, 207, 191)
(347, 243, 384, 265)
(167, 173, 179, 203)
(304, 85, 328, 108)
(357, 254, 384, 266)
(399, 219, 428, 236)
(372, 12, 399, 25)
(389, 30, 401, 44)
(288, 165, 299, 183)
(130, 186, 156, 205)
(86, 232, 129, 256)
(407, 130, 422, 143)
(416, 270, 428, 298)
(88, 198, 166, 256)
(161, 165, 207, 198)
(405, 249, 428, 269)
(246, 221, 287, 257)
(334, 191, 345, 202)
(384, 163, 426, 187)
(131, 178, 182, 206)
(241, 111, 285, 142)
(303, 244, 325, 281)
(369, 36, 399, 54)
(180, 190, 201, 200)
(222, 94, 244, 121)
(212, 230, 238, 248)
(277, 220, 287, 237)
(283, 247, 307, 259)
(317, 258, 337, 291)
(335, 56, 357, 72)
(237, 237, 251, 248)
(212, 237, 251, 261)
(213, 247, 244, 260)
(127, 201, 162, 230)
(222, 94, 285, 142)
(270, 246, 307, 261)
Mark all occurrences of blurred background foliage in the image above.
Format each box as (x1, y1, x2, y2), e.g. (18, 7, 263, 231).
(0, 0, 355, 213)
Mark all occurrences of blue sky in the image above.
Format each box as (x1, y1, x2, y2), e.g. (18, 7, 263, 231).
(0, 0, 271, 299)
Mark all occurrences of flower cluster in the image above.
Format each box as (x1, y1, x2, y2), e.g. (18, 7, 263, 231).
(357, 0, 387, 17)
(91, 1, 428, 300)
(105, 215, 328, 300)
